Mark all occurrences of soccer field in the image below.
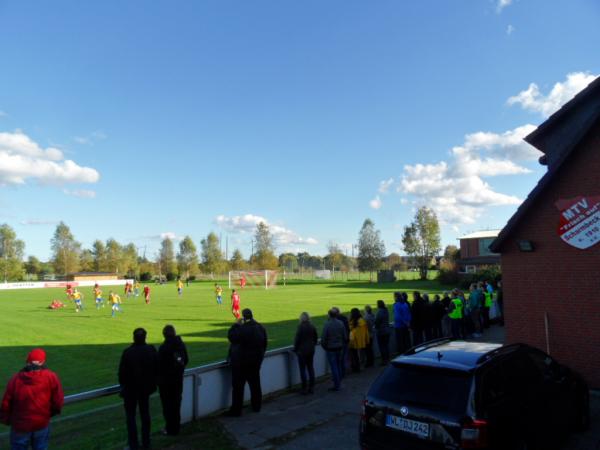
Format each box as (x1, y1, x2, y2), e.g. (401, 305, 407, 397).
(0, 278, 446, 395)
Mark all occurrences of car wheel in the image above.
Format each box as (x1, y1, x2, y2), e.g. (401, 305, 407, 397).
(575, 389, 590, 432)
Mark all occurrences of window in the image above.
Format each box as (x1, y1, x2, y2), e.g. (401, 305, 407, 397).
(478, 238, 497, 256)
(369, 365, 473, 413)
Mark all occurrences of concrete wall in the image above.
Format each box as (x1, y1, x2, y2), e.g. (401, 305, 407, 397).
(499, 120, 600, 388)
(179, 335, 396, 422)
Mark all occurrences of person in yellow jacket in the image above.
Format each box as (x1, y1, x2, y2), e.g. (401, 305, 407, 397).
(349, 308, 370, 373)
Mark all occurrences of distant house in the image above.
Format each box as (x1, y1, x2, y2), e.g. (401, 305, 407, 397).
(66, 272, 119, 282)
(457, 230, 501, 273)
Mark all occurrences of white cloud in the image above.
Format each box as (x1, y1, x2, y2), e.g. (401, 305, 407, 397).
(214, 214, 318, 247)
(139, 231, 182, 242)
(395, 124, 540, 224)
(506, 24, 515, 35)
(369, 195, 382, 210)
(378, 178, 394, 194)
(0, 111, 7, 118)
(0, 130, 100, 186)
(63, 189, 96, 199)
(20, 219, 58, 226)
(507, 72, 598, 117)
(73, 130, 107, 145)
(496, 0, 512, 13)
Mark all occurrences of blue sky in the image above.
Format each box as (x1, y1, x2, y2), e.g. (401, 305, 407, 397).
(0, 0, 599, 260)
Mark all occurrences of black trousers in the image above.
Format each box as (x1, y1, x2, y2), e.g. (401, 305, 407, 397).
(123, 392, 151, 450)
(297, 352, 315, 389)
(395, 327, 411, 354)
(231, 362, 262, 414)
(364, 339, 374, 367)
(159, 379, 183, 435)
(377, 333, 390, 363)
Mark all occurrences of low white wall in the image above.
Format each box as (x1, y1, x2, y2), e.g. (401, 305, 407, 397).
(0, 279, 134, 290)
(181, 334, 397, 422)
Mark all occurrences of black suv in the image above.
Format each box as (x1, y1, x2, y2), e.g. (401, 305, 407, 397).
(359, 339, 590, 450)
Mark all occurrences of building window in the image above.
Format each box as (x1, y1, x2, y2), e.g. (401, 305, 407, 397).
(466, 265, 476, 274)
(478, 238, 497, 256)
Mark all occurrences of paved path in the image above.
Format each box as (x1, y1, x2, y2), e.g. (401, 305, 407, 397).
(217, 325, 600, 450)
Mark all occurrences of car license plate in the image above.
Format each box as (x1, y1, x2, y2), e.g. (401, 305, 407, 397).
(386, 414, 430, 438)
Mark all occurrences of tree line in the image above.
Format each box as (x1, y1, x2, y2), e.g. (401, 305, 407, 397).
(0, 207, 444, 282)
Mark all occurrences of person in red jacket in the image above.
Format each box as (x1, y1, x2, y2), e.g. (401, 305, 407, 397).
(1, 348, 64, 449)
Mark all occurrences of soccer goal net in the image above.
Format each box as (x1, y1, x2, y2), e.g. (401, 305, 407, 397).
(228, 270, 279, 289)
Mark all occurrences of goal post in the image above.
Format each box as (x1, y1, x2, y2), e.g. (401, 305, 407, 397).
(228, 270, 279, 289)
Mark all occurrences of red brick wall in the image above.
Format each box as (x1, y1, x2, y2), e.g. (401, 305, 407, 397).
(500, 121, 600, 388)
(460, 239, 479, 258)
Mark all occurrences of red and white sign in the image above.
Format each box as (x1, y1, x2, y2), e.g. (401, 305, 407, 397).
(556, 196, 600, 250)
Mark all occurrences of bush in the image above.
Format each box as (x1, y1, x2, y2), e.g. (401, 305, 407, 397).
(458, 265, 502, 289)
(438, 260, 460, 285)
(166, 272, 177, 282)
(139, 272, 153, 282)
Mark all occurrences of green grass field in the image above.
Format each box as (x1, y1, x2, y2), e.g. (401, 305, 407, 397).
(0, 277, 450, 449)
(0, 278, 447, 395)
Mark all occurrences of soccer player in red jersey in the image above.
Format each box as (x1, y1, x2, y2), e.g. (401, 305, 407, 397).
(143, 285, 151, 304)
(231, 290, 241, 320)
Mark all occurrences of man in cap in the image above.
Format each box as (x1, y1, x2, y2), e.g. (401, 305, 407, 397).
(1, 348, 64, 450)
(225, 308, 268, 416)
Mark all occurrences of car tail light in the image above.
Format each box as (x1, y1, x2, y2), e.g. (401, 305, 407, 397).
(461, 418, 488, 449)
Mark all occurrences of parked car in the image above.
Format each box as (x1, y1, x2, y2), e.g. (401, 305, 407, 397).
(359, 339, 590, 450)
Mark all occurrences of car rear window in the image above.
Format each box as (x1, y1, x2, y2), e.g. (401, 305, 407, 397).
(369, 364, 472, 413)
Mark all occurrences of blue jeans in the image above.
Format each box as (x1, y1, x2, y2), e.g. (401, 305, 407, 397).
(10, 427, 50, 450)
(326, 349, 342, 390)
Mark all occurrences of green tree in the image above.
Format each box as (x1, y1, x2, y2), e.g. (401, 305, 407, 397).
(229, 249, 246, 270)
(252, 222, 278, 269)
(51, 222, 81, 276)
(92, 240, 108, 272)
(105, 238, 123, 273)
(325, 241, 344, 274)
(79, 249, 95, 272)
(386, 253, 408, 271)
(25, 255, 42, 277)
(278, 253, 298, 272)
(122, 243, 139, 278)
(0, 224, 25, 281)
(402, 206, 441, 280)
(201, 232, 225, 275)
(443, 245, 460, 262)
(158, 237, 176, 278)
(357, 219, 386, 281)
(177, 236, 199, 279)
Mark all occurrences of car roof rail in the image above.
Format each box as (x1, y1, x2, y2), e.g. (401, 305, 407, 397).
(475, 343, 526, 365)
(402, 337, 454, 356)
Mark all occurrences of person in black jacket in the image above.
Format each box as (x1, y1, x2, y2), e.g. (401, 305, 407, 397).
(119, 328, 158, 450)
(158, 324, 189, 436)
(374, 300, 391, 365)
(293, 312, 318, 394)
(410, 291, 427, 346)
(226, 308, 268, 416)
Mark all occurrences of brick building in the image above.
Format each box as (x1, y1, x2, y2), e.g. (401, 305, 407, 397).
(457, 230, 501, 273)
(490, 76, 600, 388)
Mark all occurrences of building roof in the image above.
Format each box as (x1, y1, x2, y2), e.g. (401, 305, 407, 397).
(458, 230, 501, 240)
(490, 75, 600, 253)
